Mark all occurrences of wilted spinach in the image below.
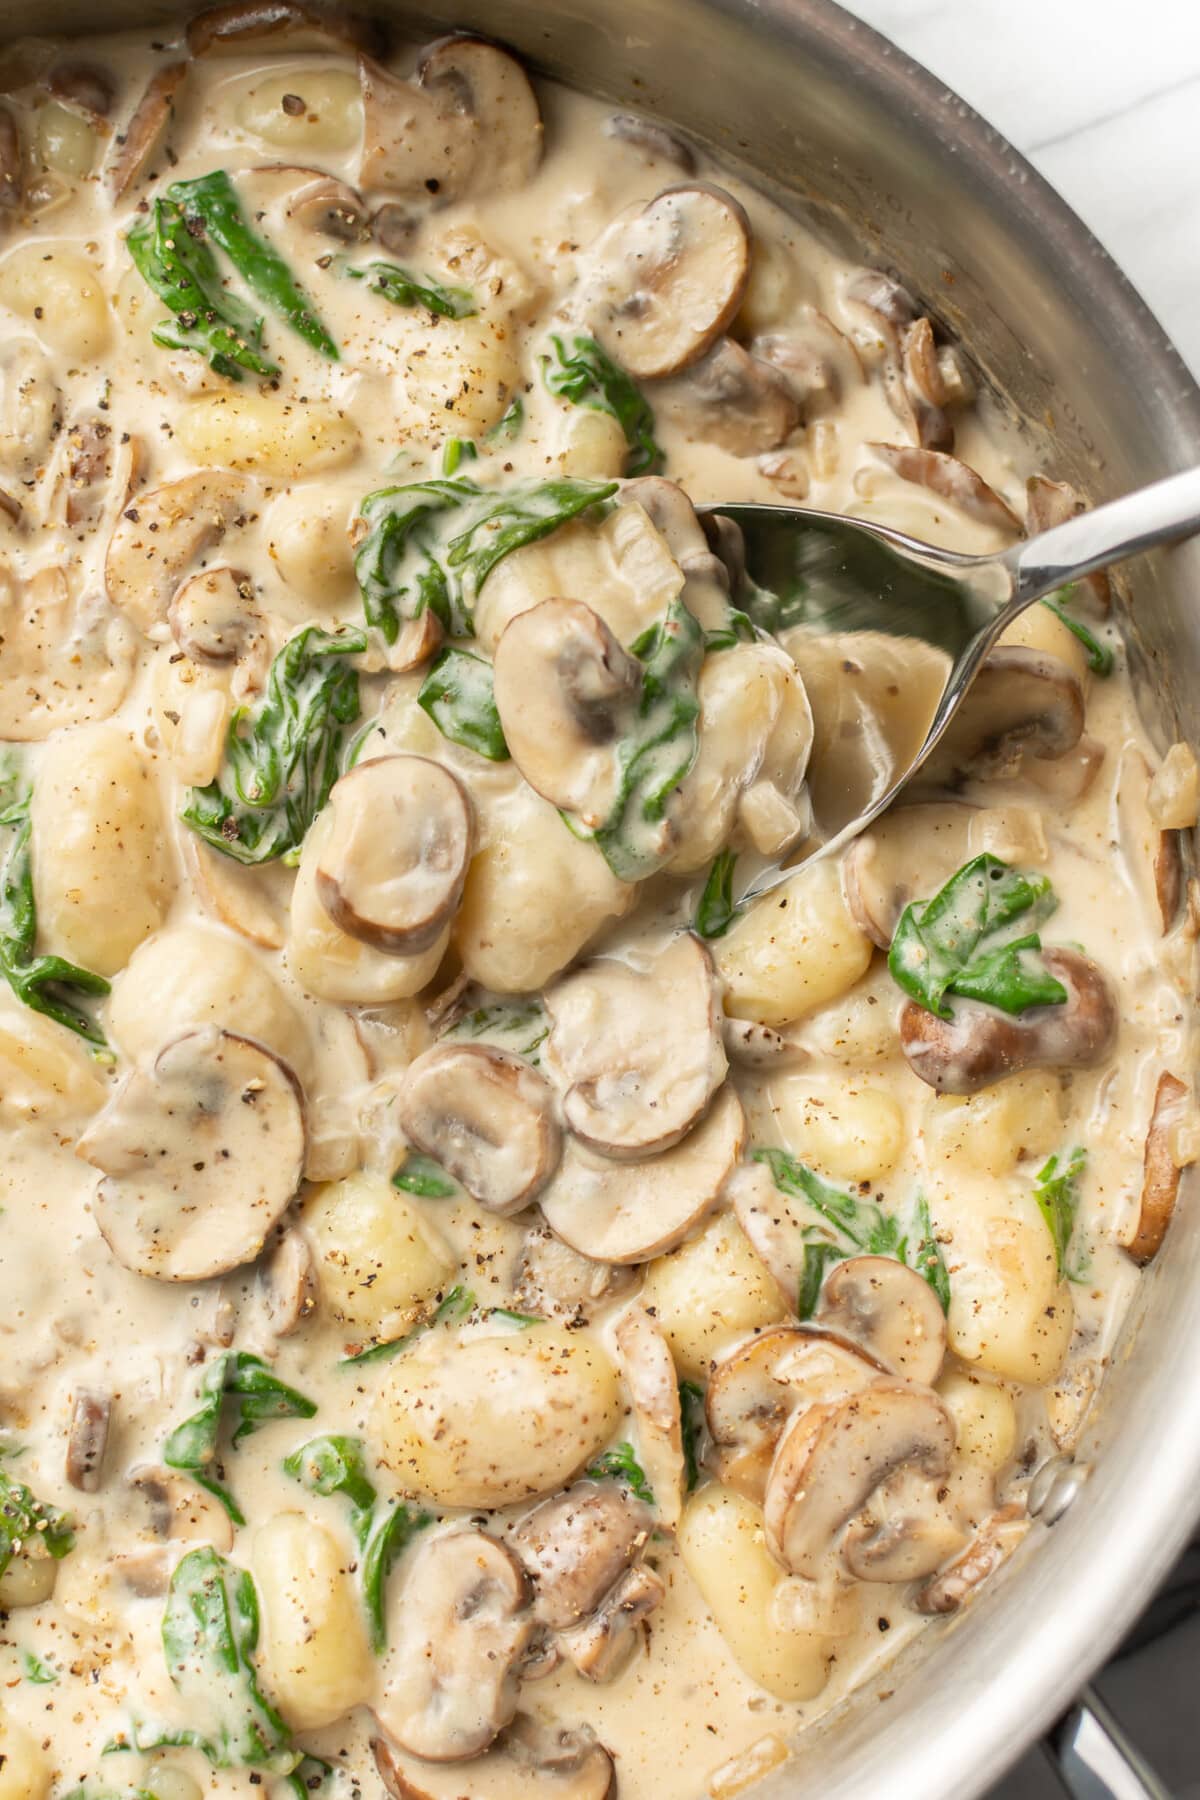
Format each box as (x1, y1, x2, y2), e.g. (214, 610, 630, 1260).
(127, 196, 278, 382)
(585, 1440, 655, 1506)
(1034, 1146, 1089, 1280)
(543, 332, 663, 476)
(888, 855, 1068, 1019)
(417, 646, 509, 761)
(163, 1353, 316, 1526)
(345, 259, 476, 320)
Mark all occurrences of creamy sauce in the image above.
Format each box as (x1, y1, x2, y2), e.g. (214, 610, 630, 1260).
(0, 18, 1194, 1800)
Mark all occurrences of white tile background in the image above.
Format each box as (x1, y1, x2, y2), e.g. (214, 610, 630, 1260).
(841, 0, 1200, 377)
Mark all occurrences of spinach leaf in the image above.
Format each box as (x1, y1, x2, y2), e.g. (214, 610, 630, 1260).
(21, 1649, 58, 1683)
(543, 333, 663, 477)
(797, 1240, 845, 1322)
(282, 1756, 336, 1799)
(418, 647, 509, 761)
(888, 855, 1067, 1020)
(393, 1152, 459, 1198)
(182, 624, 366, 865)
(487, 396, 524, 446)
(0, 761, 109, 1044)
(283, 1433, 430, 1651)
(168, 170, 338, 360)
(1041, 584, 1114, 678)
(442, 436, 479, 476)
(1034, 1146, 1089, 1280)
(703, 605, 758, 654)
(585, 1441, 655, 1506)
(147, 1547, 296, 1771)
(489, 1306, 544, 1327)
(340, 1284, 475, 1368)
(127, 196, 278, 382)
(345, 260, 476, 320)
(163, 1353, 316, 1526)
(445, 1000, 547, 1059)
(679, 1380, 706, 1493)
(353, 476, 617, 645)
(695, 849, 740, 939)
(0, 1468, 74, 1579)
(575, 598, 704, 881)
(909, 1193, 951, 1315)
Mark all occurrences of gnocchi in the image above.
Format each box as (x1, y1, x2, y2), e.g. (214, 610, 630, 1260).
(252, 1512, 373, 1728)
(301, 1169, 454, 1337)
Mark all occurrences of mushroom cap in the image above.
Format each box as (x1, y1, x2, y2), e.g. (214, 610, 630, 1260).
(104, 62, 187, 200)
(913, 1501, 1027, 1614)
(168, 565, 261, 666)
(589, 184, 752, 380)
(377, 1528, 533, 1762)
(763, 1380, 956, 1579)
(315, 755, 474, 956)
(921, 646, 1084, 785)
(374, 1714, 616, 1800)
(900, 946, 1117, 1095)
(704, 1323, 885, 1502)
(864, 445, 1020, 534)
(492, 597, 642, 825)
(285, 168, 370, 240)
(77, 1027, 305, 1282)
(840, 1465, 967, 1582)
(397, 1041, 562, 1215)
(416, 35, 544, 196)
(187, 0, 380, 56)
(514, 1479, 651, 1630)
(1126, 1070, 1191, 1266)
(539, 1082, 745, 1265)
(106, 472, 250, 637)
(841, 801, 978, 950)
(558, 1560, 665, 1683)
(653, 337, 800, 458)
(813, 1256, 947, 1387)
(1117, 745, 1184, 935)
(544, 933, 727, 1160)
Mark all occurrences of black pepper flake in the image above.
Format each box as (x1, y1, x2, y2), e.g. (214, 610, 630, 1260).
(281, 92, 305, 115)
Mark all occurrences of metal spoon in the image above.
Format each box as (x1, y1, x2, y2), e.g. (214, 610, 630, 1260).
(699, 465, 1200, 898)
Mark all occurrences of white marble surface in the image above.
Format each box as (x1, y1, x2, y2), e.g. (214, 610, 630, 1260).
(841, 0, 1200, 377)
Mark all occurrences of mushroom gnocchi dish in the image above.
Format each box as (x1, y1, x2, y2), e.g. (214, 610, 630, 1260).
(0, 8, 1196, 1798)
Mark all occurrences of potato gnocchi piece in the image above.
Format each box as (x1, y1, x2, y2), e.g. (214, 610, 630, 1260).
(177, 394, 361, 475)
(0, 1714, 51, 1799)
(252, 1512, 373, 1729)
(923, 1071, 1064, 1179)
(0, 243, 111, 360)
(301, 1169, 454, 1338)
(233, 67, 363, 151)
(715, 859, 874, 1028)
(641, 1209, 787, 1380)
(765, 1073, 905, 1184)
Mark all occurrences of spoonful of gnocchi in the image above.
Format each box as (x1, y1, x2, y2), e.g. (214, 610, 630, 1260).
(699, 463, 1200, 896)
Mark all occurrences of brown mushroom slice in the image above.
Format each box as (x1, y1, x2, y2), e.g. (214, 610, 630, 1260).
(722, 1016, 809, 1069)
(0, 105, 21, 212)
(106, 471, 249, 637)
(1025, 474, 1111, 614)
(1126, 1071, 1191, 1266)
(259, 1225, 317, 1337)
(813, 1256, 947, 1386)
(705, 1324, 884, 1502)
(841, 1464, 967, 1582)
(185, 836, 291, 951)
(47, 61, 114, 123)
(105, 62, 187, 199)
(544, 934, 726, 1160)
(913, 1501, 1027, 1614)
(604, 111, 695, 172)
(590, 184, 752, 380)
(285, 169, 369, 241)
(127, 1463, 237, 1566)
(493, 598, 642, 824)
(920, 646, 1085, 785)
(314, 755, 473, 955)
(65, 1391, 111, 1493)
(763, 1380, 956, 1579)
(751, 311, 865, 419)
(864, 444, 1020, 534)
(558, 1561, 665, 1682)
(841, 801, 977, 950)
(77, 1027, 305, 1283)
(168, 566, 262, 666)
(652, 338, 799, 457)
(397, 1042, 561, 1214)
(900, 946, 1117, 1097)
(514, 1480, 651, 1630)
(614, 1306, 685, 1528)
(374, 1714, 616, 1800)
(540, 1083, 745, 1265)
(1116, 746, 1184, 935)
(358, 56, 465, 201)
(377, 1529, 533, 1763)
(513, 1226, 638, 1323)
(188, 0, 379, 56)
(417, 35, 544, 197)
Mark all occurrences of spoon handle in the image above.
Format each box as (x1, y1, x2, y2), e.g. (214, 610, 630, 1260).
(1006, 465, 1200, 608)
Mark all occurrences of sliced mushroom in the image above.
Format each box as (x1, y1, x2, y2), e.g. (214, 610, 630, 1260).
(558, 1561, 665, 1682)
(589, 184, 751, 380)
(863, 445, 1020, 534)
(813, 1257, 946, 1386)
(118, 1461, 236, 1589)
(374, 1714, 616, 1800)
(417, 35, 544, 196)
(652, 338, 799, 456)
(106, 471, 250, 637)
(47, 61, 114, 122)
(539, 1083, 745, 1264)
(543, 934, 726, 1160)
(188, 0, 379, 55)
(899, 946, 1117, 1096)
(168, 566, 262, 666)
(372, 202, 417, 255)
(763, 1380, 956, 1579)
(920, 647, 1085, 785)
(1126, 1071, 1191, 1265)
(913, 1501, 1027, 1614)
(841, 801, 978, 949)
(185, 836, 291, 951)
(899, 317, 955, 451)
(286, 169, 370, 240)
(1116, 745, 1184, 935)
(513, 1225, 637, 1324)
(841, 272, 955, 449)
(315, 755, 473, 954)
(258, 1225, 317, 1337)
(105, 62, 187, 199)
(614, 1306, 685, 1528)
(1025, 474, 1111, 614)
(397, 1042, 561, 1214)
(65, 1391, 111, 1492)
(377, 1528, 533, 1762)
(722, 1016, 809, 1069)
(64, 416, 115, 528)
(0, 105, 21, 212)
(77, 1027, 306, 1283)
(840, 1464, 966, 1582)
(704, 1324, 884, 1502)
(514, 1480, 651, 1630)
(492, 598, 642, 825)
(604, 112, 696, 172)
(752, 309, 865, 419)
